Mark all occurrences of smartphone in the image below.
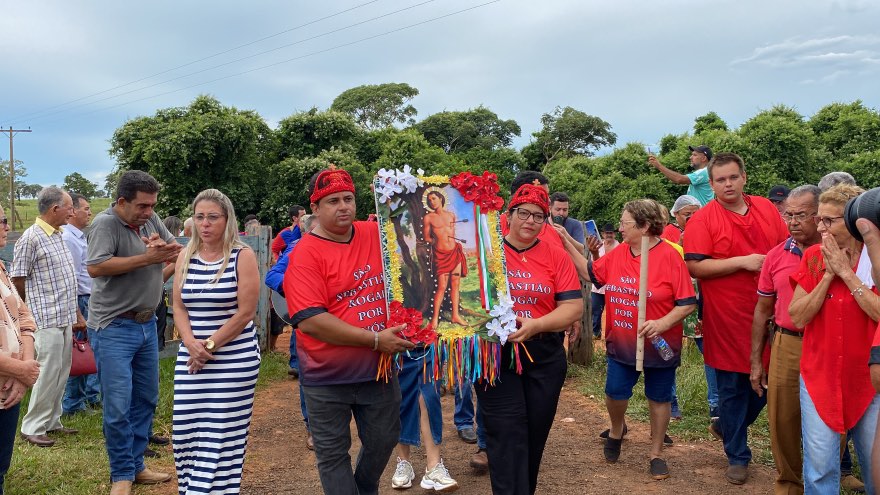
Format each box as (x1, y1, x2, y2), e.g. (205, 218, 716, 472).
(585, 219, 599, 239)
(552, 215, 565, 225)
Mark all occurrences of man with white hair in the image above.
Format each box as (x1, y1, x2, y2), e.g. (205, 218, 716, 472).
(818, 171, 856, 192)
(12, 187, 80, 447)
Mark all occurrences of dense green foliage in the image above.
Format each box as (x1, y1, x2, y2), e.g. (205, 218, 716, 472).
(104, 88, 880, 231)
(62, 172, 100, 199)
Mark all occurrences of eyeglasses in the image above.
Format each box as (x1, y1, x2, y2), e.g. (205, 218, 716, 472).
(814, 216, 844, 228)
(781, 212, 816, 223)
(512, 208, 546, 223)
(194, 214, 226, 224)
(0, 218, 7, 226)
(618, 220, 637, 229)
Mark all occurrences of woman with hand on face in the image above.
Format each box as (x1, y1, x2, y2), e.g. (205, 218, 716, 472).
(587, 199, 696, 480)
(0, 205, 40, 494)
(475, 183, 583, 495)
(172, 189, 261, 495)
(789, 184, 880, 495)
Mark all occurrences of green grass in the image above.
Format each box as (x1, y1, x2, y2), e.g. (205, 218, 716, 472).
(7, 198, 112, 231)
(5, 351, 289, 495)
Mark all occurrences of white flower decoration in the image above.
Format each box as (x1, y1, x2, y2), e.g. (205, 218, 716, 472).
(376, 165, 425, 203)
(487, 292, 518, 345)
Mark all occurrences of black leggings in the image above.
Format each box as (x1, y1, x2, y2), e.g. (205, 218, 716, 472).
(475, 336, 567, 495)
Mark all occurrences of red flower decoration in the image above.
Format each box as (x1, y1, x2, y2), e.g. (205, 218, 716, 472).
(450, 171, 503, 211)
(388, 301, 437, 345)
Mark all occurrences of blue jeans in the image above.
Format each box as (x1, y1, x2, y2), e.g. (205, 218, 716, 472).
(590, 292, 604, 338)
(0, 404, 20, 495)
(801, 377, 878, 494)
(302, 379, 401, 495)
(63, 295, 101, 414)
(398, 348, 443, 446)
(289, 328, 299, 371)
(454, 382, 487, 449)
(98, 317, 159, 482)
(715, 370, 766, 466)
(694, 338, 720, 417)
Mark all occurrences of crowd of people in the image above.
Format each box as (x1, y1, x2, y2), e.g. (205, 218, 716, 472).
(0, 147, 878, 495)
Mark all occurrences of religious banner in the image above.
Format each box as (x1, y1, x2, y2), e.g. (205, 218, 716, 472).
(373, 166, 518, 386)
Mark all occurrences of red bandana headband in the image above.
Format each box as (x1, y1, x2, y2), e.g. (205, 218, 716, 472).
(310, 167, 356, 203)
(508, 182, 549, 214)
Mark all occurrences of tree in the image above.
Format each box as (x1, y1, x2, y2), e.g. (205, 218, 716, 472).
(62, 172, 99, 199)
(109, 95, 274, 216)
(330, 83, 419, 130)
(0, 159, 27, 207)
(529, 106, 617, 165)
(693, 111, 729, 135)
(809, 101, 880, 159)
(275, 108, 361, 161)
(413, 107, 521, 153)
(737, 105, 818, 192)
(20, 183, 43, 199)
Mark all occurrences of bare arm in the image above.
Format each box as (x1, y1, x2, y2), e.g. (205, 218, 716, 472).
(508, 299, 583, 342)
(749, 296, 774, 396)
(298, 312, 414, 354)
(551, 222, 585, 254)
(687, 254, 765, 280)
(11, 278, 25, 304)
(172, 250, 212, 364)
(206, 249, 259, 349)
(638, 303, 696, 339)
(648, 156, 690, 185)
(789, 276, 834, 329)
(88, 235, 181, 278)
(553, 225, 590, 280)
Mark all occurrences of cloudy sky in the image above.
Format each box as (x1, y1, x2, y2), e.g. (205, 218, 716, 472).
(2, 0, 879, 188)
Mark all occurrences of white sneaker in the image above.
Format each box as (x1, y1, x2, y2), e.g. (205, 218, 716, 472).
(391, 457, 415, 489)
(420, 459, 459, 492)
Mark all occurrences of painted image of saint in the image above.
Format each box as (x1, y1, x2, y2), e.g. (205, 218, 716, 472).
(422, 188, 468, 328)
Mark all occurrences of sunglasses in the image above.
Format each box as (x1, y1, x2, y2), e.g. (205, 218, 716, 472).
(0, 218, 7, 226)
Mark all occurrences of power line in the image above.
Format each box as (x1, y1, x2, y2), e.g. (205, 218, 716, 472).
(33, 1, 501, 127)
(16, 0, 438, 126)
(6, 0, 381, 124)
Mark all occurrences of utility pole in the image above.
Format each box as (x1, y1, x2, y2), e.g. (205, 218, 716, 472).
(0, 127, 31, 230)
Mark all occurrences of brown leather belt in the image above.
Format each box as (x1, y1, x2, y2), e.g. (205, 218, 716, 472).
(118, 309, 156, 323)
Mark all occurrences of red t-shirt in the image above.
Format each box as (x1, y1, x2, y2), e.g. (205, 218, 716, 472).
(757, 238, 804, 332)
(590, 240, 696, 368)
(503, 239, 581, 324)
(500, 214, 564, 250)
(661, 224, 682, 245)
(284, 222, 386, 386)
(683, 195, 788, 373)
(791, 244, 878, 433)
(271, 227, 290, 260)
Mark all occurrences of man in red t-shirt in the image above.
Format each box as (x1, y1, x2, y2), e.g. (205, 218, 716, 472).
(284, 168, 414, 495)
(683, 153, 788, 485)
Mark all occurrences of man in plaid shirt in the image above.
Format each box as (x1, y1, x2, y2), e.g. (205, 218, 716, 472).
(12, 186, 81, 447)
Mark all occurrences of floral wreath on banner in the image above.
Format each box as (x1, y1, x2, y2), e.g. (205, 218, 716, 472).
(374, 167, 523, 386)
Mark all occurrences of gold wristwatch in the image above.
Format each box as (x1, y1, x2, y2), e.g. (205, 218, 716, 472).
(205, 338, 216, 351)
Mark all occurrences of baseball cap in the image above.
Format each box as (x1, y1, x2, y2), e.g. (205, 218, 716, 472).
(602, 223, 615, 232)
(768, 185, 790, 203)
(688, 145, 713, 161)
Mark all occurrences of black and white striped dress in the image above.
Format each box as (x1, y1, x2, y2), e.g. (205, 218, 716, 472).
(173, 248, 260, 495)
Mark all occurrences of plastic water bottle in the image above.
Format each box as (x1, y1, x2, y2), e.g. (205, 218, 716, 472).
(651, 336, 674, 361)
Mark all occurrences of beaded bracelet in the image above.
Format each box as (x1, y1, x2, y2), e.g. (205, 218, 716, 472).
(851, 283, 867, 297)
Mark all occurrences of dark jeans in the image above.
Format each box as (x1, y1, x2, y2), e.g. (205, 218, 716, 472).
(590, 292, 605, 337)
(454, 384, 487, 449)
(301, 378, 401, 495)
(715, 369, 766, 466)
(0, 404, 20, 495)
(475, 336, 567, 495)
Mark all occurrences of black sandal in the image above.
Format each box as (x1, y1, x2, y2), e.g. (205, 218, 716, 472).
(604, 436, 622, 463)
(599, 423, 628, 440)
(650, 458, 670, 480)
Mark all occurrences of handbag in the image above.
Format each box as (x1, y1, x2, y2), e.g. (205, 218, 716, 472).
(69, 334, 97, 377)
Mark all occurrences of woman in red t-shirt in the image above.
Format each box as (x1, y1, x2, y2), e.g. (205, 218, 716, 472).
(474, 184, 582, 495)
(583, 199, 696, 480)
(789, 184, 880, 495)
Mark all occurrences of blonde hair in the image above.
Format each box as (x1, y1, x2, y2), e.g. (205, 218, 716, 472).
(178, 189, 249, 289)
(819, 184, 864, 208)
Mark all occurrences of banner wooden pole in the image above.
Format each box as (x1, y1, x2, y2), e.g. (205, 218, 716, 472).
(636, 235, 649, 372)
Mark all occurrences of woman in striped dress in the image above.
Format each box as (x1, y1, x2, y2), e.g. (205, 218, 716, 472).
(172, 189, 261, 495)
